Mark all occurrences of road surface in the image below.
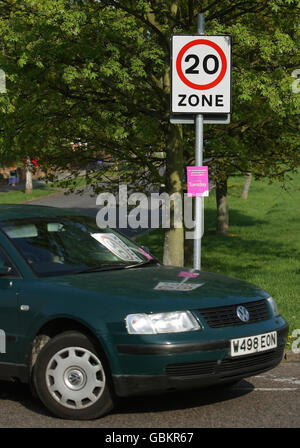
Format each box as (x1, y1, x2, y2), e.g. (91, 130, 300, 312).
(0, 360, 299, 428)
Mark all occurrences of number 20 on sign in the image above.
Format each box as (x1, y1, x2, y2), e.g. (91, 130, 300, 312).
(171, 35, 232, 114)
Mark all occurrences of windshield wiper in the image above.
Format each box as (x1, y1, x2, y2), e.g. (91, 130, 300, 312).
(74, 258, 159, 274)
(74, 264, 128, 274)
(125, 258, 160, 269)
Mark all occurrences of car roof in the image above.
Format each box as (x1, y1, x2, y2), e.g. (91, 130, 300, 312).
(0, 204, 82, 224)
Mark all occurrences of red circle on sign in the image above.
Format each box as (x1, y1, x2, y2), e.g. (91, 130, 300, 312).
(176, 39, 227, 90)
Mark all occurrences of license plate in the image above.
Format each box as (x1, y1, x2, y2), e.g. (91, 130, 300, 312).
(230, 331, 277, 357)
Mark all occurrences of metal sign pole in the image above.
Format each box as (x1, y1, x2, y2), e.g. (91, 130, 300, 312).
(193, 13, 205, 271)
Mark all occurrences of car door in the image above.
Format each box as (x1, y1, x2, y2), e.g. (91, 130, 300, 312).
(0, 246, 20, 364)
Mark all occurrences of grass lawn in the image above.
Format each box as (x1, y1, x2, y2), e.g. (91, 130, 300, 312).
(136, 172, 300, 342)
(0, 187, 59, 204)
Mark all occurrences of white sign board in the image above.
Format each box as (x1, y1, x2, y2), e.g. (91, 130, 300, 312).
(154, 282, 204, 291)
(171, 35, 231, 114)
(91, 233, 142, 262)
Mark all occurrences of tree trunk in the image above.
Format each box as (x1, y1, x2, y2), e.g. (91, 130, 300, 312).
(216, 177, 229, 235)
(241, 172, 252, 199)
(163, 124, 184, 266)
(25, 158, 33, 194)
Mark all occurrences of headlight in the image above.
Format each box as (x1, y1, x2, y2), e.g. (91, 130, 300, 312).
(267, 297, 280, 316)
(126, 311, 201, 334)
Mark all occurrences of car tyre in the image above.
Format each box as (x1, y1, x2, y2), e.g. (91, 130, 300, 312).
(33, 331, 114, 420)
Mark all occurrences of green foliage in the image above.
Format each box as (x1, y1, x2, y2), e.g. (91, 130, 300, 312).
(0, 0, 299, 191)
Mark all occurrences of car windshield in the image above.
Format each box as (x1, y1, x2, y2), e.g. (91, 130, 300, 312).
(0, 215, 152, 277)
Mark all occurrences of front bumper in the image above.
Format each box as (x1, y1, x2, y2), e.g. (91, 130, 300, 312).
(113, 323, 288, 397)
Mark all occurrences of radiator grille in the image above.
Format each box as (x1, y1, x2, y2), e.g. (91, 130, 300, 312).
(198, 300, 269, 328)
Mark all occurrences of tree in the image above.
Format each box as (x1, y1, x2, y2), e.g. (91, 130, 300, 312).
(24, 157, 33, 194)
(241, 172, 252, 199)
(0, 0, 299, 264)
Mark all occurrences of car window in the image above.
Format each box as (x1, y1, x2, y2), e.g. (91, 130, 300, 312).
(1, 216, 148, 277)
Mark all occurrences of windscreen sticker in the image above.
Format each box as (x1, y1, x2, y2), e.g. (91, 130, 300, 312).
(154, 282, 204, 291)
(138, 247, 153, 260)
(91, 233, 143, 262)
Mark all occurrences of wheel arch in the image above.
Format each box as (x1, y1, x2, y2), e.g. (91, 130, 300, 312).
(29, 318, 111, 375)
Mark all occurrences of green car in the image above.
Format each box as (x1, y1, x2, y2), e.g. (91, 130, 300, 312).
(0, 204, 288, 420)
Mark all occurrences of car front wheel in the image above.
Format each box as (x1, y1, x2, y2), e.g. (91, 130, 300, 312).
(33, 331, 114, 420)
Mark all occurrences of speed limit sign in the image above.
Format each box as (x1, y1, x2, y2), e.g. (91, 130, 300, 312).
(171, 35, 231, 114)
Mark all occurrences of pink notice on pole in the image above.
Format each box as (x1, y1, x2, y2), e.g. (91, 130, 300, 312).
(187, 166, 209, 197)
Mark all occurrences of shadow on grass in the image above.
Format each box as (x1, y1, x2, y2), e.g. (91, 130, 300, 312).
(204, 207, 267, 230)
(202, 234, 297, 275)
(202, 207, 299, 278)
(137, 207, 300, 279)
(0, 181, 49, 194)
